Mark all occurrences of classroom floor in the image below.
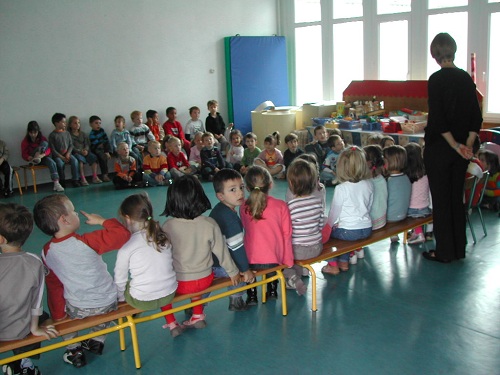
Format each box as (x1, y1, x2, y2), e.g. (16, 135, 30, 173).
(3, 179, 500, 375)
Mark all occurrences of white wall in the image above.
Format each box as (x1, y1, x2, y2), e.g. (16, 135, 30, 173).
(0, 0, 278, 183)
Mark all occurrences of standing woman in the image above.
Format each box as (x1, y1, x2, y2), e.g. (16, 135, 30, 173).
(423, 33, 482, 262)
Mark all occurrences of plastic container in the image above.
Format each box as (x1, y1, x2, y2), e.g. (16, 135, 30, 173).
(338, 119, 362, 130)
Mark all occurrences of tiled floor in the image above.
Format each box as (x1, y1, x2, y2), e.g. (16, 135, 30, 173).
(3, 179, 500, 375)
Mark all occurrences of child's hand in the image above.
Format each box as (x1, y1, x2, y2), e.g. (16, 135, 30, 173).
(228, 123, 234, 129)
(81, 211, 106, 226)
(229, 274, 241, 286)
(32, 325, 58, 340)
(155, 174, 165, 182)
(241, 269, 255, 283)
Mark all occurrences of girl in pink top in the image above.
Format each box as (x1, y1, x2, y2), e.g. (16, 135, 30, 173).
(240, 166, 293, 305)
(254, 132, 285, 179)
(404, 142, 431, 245)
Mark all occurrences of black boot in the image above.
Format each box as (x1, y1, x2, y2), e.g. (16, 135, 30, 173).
(266, 280, 278, 300)
(246, 287, 258, 306)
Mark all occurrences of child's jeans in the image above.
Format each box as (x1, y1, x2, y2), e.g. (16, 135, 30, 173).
(408, 207, 431, 218)
(143, 172, 172, 186)
(212, 266, 245, 298)
(327, 227, 372, 263)
(55, 155, 79, 181)
(63, 300, 118, 349)
(74, 151, 98, 166)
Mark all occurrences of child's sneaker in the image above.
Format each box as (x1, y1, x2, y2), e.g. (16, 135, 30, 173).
(286, 275, 307, 296)
(31, 157, 41, 165)
(390, 235, 400, 243)
(53, 181, 65, 192)
(63, 346, 86, 368)
(339, 261, 349, 272)
(408, 232, 425, 245)
(301, 267, 310, 277)
(80, 177, 89, 186)
(81, 338, 104, 355)
(101, 174, 111, 182)
(20, 367, 41, 375)
(92, 176, 103, 184)
(228, 296, 249, 311)
(182, 313, 207, 329)
(349, 252, 358, 265)
(321, 264, 340, 275)
(355, 248, 365, 259)
(163, 322, 184, 338)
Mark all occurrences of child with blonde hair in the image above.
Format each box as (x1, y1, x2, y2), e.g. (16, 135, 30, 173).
(241, 166, 294, 304)
(143, 141, 171, 187)
(113, 142, 142, 189)
(167, 137, 196, 179)
(322, 146, 373, 275)
(254, 132, 285, 178)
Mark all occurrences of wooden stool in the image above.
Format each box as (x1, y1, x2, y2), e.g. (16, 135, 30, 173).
(20, 164, 49, 193)
(12, 166, 23, 196)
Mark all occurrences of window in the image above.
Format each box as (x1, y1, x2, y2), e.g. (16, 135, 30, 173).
(487, 12, 500, 113)
(377, 0, 411, 15)
(295, 25, 323, 105)
(379, 21, 408, 80)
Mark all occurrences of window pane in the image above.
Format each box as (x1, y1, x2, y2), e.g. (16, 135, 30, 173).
(333, 0, 363, 19)
(295, 0, 321, 23)
(333, 22, 364, 101)
(429, 0, 468, 9)
(487, 12, 500, 112)
(379, 21, 409, 80)
(295, 26, 323, 105)
(427, 12, 468, 77)
(377, 0, 411, 15)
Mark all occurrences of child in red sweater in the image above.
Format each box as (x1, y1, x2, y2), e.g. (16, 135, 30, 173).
(167, 137, 195, 179)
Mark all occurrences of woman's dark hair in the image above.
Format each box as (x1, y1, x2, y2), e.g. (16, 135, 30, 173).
(25, 121, 42, 144)
(161, 175, 211, 219)
(404, 142, 425, 183)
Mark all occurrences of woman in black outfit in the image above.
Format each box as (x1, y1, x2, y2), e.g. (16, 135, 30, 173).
(423, 33, 483, 263)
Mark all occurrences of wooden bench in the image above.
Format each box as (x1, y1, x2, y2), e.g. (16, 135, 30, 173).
(0, 266, 287, 370)
(296, 216, 433, 312)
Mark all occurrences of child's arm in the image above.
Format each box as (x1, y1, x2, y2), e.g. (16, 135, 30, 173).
(167, 153, 178, 170)
(109, 131, 117, 154)
(146, 126, 155, 142)
(209, 218, 240, 285)
(43, 257, 67, 320)
(79, 215, 131, 254)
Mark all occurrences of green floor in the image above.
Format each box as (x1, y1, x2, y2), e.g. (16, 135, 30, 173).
(3, 179, 500, 375)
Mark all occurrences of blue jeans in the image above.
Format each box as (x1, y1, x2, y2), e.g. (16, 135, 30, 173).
(327, 227, 372, 263)
(40, 156, 59, 181)
(55, 155, 79, 181)
(212, 266, 245, 298)
(143, 172, 172, 187)
(74, 151, 98, 165)
(407, 207, 431, 218)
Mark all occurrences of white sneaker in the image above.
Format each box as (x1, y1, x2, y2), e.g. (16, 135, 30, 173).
(301, 267, 310, 277)
(349, 253, 358, 265)
(408, 233, 425, 245)
(53, 181, 65, 192)
(355, 249, 365, 259)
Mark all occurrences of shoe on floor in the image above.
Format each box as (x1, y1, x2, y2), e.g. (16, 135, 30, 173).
(71, 180, 81, 188)
(322, 264, 340, 275)
(81, 338, 104, 355)
(101, 174, 111, 182)
(390, 235, 400, 243)
(301, 267, 310, 277)
(355, 248, 365, 258)
(163, 322, 184, 338)
(80, 178, 89, 186)
(92, 176, 103, 184)
(3, 190, 13, 198)
(408, 232, 425, 245)
(63, 346, 86, 368)
(228, 296, 249, 311)
(183, 313, 207, 329)
(339, 261, 349, 272)
(286, 275, 307, 296)
(349, 253, 358, 265)
(53, 181, 65, 192)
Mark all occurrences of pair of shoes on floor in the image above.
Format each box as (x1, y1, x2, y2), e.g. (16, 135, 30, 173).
(163, 322, 185, 338)
(80, 178, 89, 186)
(285, 275, 307, 296)
(228, 296, 249, 311)
(422, 250, 451, 263)
(322, 264, 340, 275)
(63, 346, 86, 368)
(81, 338, 104, 355)
(408, 232, 425, 245)
(182, 313, 207, 329)
(349, 252, 358, 265)
(53, 181, 65, 192)
(92, 176, 103, 184)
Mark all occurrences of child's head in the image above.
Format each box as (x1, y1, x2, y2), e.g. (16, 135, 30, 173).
(114, 115, 126, 131)
(245, 132, 257, 150)
(285, 133, 299, 152)
(263, 132, 280, 151)
(192, 131, 204, 148)
(147, 140, 161, 157)
(287, 159, 318, 196)
(89, 115, 102, 131)
(33, 195, 79, 236)
(296, 153, 320, 174)
(26, 120, 41, 142)
(336, 146, 370, 183)
(213, 169, 245, 210)
(68, 116, 80, 132)
(51, 113, 66, 130)
(202, 132, 215, 148)
(478, 149, 500, 174)
(313, 125, 328, 143)
(117, 142, 130, 158)
(380, 135, 395, 149)
(383, 145, 407, 174)
(146, 110, 159, 124)
(207, 100, 218, 114)
(363, 144, 385, 178)
(130, 110, 143, 125)
(0, 203, 33, 248)
(119, 193, 168, 251)
(430, 32, 457, 64)
(404, 142, 425, 183)
(189, 106, 200, 120)
(230, 129, 243, 147)
(162, 175, 211, 219)
(166, 107, 176, 121)
(366, 133, 383, 145)
(327, 134, 345, 153)
(167, 136, 182, 155)
(244, 166, 272, 220)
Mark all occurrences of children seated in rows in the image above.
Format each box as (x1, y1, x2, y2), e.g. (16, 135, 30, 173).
(226, 129, 244, 172)
(167, 136, 196, 179)
(88, 115, 111, 182)
(49, 113, 80, 188)
(68, 116, 102, 185)
(254, 132, 285, 179)
(163, 107, 190, 157)
(113, 142, 142, 189)
(110, 115, 142, 167)
(184, 106, 205, 141)
(283, 132, 304, 169)
(33, 194, 130, 368)
(145, 109, 164, 142)
(240, 132, 260, 175)
(22, 120, 65, 192)
(130, 110, 155, 156)
(200, 132, 227, 181)
(142, 140, 171, 186)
